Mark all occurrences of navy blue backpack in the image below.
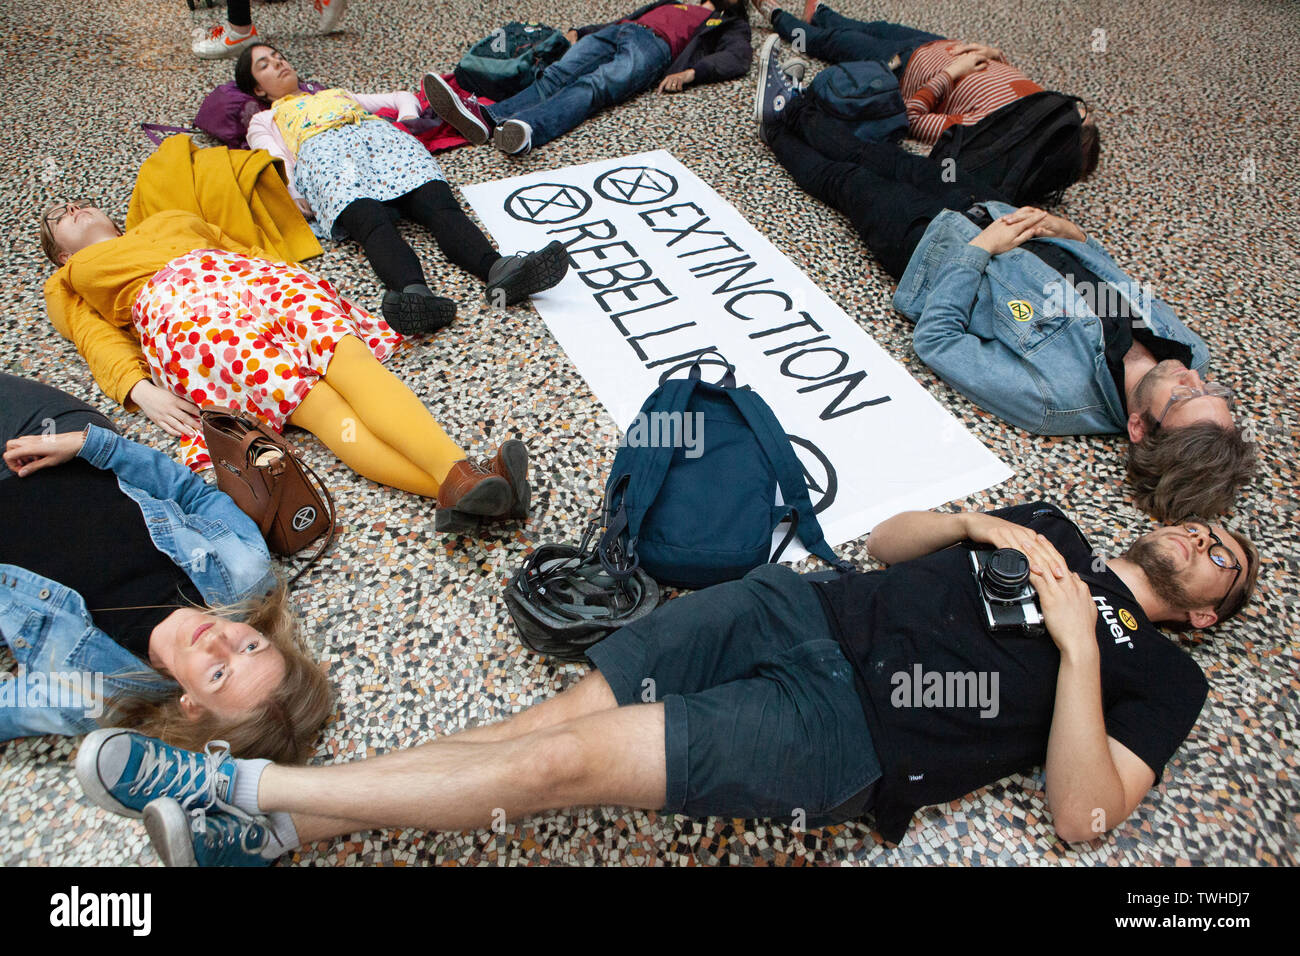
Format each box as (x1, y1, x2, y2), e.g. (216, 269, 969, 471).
(809, 60, 907, 143)
(597, 356, 852, 590)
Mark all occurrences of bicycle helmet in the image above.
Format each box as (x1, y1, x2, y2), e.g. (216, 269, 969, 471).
(504, 524, 661, 662)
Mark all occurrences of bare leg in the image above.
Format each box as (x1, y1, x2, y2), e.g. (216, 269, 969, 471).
(442, 670, 618, 744)
(262, 702, 666, 834)
(287, 672, 621, 843)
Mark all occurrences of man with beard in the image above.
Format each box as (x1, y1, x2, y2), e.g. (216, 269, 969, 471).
(754, 50, 1255, 522)
(77, 501, 1258, 863)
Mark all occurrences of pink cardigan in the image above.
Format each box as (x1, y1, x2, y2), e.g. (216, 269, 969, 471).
(246, 90, 422, 199)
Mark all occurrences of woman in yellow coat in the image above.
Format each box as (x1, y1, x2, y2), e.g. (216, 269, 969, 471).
(40, 199, 529, 535)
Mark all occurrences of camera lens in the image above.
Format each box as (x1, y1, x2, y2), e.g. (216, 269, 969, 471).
(981, 548, 1031, 602)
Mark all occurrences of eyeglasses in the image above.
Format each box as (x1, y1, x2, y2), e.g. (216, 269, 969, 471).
(43, 199, 92, 229)
(1155, 384, 1234, 427)
(1184, 523, 1243, 614)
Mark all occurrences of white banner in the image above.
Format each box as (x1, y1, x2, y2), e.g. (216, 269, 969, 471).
(462, 150, 1011, 555)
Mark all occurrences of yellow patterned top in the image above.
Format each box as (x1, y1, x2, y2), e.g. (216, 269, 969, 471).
(271, 88, 377, 156)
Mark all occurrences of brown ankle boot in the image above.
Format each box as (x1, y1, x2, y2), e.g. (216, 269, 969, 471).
(435, 459, 512, 533)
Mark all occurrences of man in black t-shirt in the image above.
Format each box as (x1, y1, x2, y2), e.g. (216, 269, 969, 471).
(78, 501, 1261, 865)
(817, 501, 1257, 842)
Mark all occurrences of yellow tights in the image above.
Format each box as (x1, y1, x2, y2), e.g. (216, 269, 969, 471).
(287, 336, 464, 497)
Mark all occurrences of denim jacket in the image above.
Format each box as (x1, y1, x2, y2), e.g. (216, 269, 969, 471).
(893, 201, 1211, 435)
(0, 425, 274, 741)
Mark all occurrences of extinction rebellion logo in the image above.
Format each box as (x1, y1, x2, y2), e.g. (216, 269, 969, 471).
(291, 506, 317, 532)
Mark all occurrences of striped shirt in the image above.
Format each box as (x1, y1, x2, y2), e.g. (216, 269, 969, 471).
(900, 40, 1043, 144)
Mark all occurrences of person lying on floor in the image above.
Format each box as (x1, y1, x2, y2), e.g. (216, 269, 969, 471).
(76, 500, 1257, 864)
(422, 0, 752, 156)
(237, 44, 569, 327)
(754, 0, 1099, 169)
(40, 200, 531, 533)
(0, 373, 331, 760)
(754, 54, 1254, 523)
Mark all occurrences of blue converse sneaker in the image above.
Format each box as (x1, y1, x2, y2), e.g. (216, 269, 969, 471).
(76, 728, 243, 820)
(754, 34, 804, 135)
(144, 798, 278, 867)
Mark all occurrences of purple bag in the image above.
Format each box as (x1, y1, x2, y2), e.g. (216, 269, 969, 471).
(192, 80, 326, 149)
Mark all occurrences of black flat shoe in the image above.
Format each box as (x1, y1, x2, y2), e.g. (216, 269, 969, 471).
(484, 240, 570, 308)
(381, 287, 457, 335)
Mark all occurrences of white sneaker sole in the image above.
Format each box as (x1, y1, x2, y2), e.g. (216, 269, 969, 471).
(754, 34, 782, 137)
(144, 800, 198, 867)
(422, 72, 489, 145)
(493, 120, 532, 156)
(75, 728, 144, 819)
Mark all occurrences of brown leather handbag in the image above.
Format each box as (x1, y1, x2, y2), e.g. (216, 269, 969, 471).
(200, 408, 336, 582)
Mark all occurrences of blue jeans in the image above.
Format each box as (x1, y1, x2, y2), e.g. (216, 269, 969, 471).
(773, 4, 941, 74)
(485, 23, 671, 149)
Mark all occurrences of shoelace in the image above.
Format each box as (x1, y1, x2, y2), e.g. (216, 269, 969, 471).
(128, 739, 232, 816)
(193, 809, 272, 855)
(192, 24, 245, 43)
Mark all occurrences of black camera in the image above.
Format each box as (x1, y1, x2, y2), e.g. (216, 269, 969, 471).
(968, 547, 1045, 636)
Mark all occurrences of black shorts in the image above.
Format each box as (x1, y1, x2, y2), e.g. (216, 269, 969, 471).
(587, 564, 881, 828)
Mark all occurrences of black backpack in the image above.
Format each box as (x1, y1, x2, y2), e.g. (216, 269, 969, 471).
(929, 91, 1087, 206)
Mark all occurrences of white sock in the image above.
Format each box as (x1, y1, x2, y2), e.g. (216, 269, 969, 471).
(230, 757, 269, 813)
(226, 21, 254, 37)
(231, 759, 301, 857)
(263, 811, 301, 858)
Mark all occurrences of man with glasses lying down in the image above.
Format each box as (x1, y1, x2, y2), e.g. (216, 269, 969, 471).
(74, 501, 1257, 864)
(753, 61, 1256, 523)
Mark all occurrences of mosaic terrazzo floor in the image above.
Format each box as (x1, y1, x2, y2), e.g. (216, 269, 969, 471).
(1, 0, 1296, 866)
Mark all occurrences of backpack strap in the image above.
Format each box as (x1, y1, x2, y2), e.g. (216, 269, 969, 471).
(727, 387, 855, 574)
(141, 123, 200, 146)
(597, 375, 700, 576)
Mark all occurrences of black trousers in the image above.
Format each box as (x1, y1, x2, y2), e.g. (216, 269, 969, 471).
(0, 373, 117, 480)
(333, 180, 500, 292)
(767, 96, 1009, 280)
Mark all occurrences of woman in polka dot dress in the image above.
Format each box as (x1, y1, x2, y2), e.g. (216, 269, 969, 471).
(40, 202, 531, 534)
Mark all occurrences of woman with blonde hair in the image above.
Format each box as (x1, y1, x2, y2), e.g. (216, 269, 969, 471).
(41, 198, 531, 532)
(0, 375, 331, 762)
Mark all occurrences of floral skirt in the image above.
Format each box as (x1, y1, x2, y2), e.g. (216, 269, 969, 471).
(133, 249, 403, 471)
(294, 119, 446, 239)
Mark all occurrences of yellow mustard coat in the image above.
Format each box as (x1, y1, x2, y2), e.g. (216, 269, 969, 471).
(43, 134, 321, 408)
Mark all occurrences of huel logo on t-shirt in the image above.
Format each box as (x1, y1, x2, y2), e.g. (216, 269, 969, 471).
(1093, 594, 1134, 649)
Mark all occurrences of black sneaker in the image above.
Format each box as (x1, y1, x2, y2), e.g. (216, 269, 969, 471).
(381, 285, 457, 334)
(484, 240, 570, 308)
